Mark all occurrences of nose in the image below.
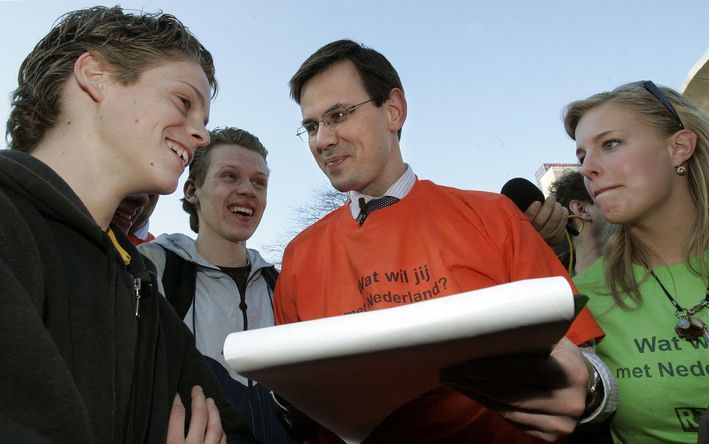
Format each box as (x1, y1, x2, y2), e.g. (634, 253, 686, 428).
(235, 178, 257, 196)
(580, 152, 600, 180)
(313, 123, 337, 152)
(189, 118, 210, 149)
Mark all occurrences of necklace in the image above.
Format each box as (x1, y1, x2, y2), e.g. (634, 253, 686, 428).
(648, 270, 709, 341)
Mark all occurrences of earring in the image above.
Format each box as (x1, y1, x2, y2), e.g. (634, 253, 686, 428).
(676, 165, 687, 176)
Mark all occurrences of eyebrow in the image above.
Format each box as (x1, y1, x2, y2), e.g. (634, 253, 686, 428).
(218, 163, 270, 176)
(577, 129, 618, 147)
(301, 102, 348, 125)
(590, 129, 620, 144)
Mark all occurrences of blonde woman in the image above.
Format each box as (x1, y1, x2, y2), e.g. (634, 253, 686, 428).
(566, 81, 709, 444)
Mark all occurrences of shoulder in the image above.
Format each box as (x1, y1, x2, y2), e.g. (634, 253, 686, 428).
(415, 181, 526, 234)
(247, 248, 274, 269)
(0, 183, 43, 255)
(139, 232, 196, 258)
(0, 185, 48, 307)
(573, 258, 606, 290)
(287, 204, 349, 247)
(417, 180, 521, 214)
(573, 259, 616, 314)
(139, 233, 199, 281)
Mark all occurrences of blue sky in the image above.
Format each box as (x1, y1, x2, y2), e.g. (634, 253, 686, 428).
(1, 0, 707, 262)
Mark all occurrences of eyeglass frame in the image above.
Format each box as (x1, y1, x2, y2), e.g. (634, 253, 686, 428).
(622, 80, 684, 130)
(296, 98, 375, 142)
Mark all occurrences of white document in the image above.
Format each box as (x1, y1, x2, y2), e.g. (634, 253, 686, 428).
(223, 276, 576, 444)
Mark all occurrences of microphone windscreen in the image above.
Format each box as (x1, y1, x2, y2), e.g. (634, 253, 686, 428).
(500, 178, 545, 212)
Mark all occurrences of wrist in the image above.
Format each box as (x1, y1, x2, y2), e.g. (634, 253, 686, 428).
(582, 357, 603, 418)
(579, 348, 617, 424)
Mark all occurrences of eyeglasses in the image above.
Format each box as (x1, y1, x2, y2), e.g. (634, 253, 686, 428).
(296, 98, 375, 142)
(623, 80, 684, 130)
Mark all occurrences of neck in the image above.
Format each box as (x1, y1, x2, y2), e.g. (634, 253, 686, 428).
(359, 149, 406, 197)
(572, 231, 602, 274)
(32, 134, 124, 231)
(630, 195, 696, 268)
(195, 230, 249, 267)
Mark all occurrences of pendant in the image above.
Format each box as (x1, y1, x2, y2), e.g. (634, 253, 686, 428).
(675, 316, 706, 340)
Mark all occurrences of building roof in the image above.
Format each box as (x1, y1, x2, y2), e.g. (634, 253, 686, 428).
(681, 49, 709, 115)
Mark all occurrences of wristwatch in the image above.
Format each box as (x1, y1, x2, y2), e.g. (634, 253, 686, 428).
(583, 363, 603, 418)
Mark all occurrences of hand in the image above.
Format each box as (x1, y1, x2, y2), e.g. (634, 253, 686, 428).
(167, 385, 227, 444)
(524, 196, 569, 247)
(440, 338, 590, 442)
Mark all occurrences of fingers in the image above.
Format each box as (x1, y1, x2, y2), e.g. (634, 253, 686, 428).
(550, 337, 591, 391)
(166, 393, 186, 444)
(185, 386, 208, 443)
(525, 197, 569, 245)
(186, 386, 226, 444)
(168, 386, 226, 444)
(204, 397, 226, 444)
(441, 374, 581, 442)
(523, 200, 543, 228)
(497, 409, 580, 442)
(440, 339, 590, 441)
(447, 349, 568, 386)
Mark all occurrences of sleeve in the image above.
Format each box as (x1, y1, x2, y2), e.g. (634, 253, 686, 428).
(0, 196, 94, 442)
(493, 195, 604, 345)
(157, 295, 262, 444)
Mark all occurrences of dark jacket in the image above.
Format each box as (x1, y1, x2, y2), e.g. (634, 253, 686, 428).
(0, 150, 259, 444)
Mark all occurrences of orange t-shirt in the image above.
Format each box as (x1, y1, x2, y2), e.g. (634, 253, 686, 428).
(128, 232, 155, 246)
(275, 180, 603, 443)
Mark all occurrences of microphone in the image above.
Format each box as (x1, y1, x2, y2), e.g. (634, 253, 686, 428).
(500, 178, 544, 212)
(500, 178, 580, 237)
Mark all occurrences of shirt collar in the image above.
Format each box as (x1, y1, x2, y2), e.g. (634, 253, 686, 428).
(348, 164, 416, 219)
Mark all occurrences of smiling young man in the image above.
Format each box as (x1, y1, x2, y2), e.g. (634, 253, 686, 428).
(112, 193, 159, 245)
(0, 6, 258, 443)
(140, 127, 296, 444)
(274, 39, 614, 443)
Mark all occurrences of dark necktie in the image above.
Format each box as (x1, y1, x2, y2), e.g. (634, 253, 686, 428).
(356, 196, 400, 226)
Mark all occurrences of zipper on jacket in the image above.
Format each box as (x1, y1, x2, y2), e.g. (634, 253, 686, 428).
(133, 276, 142, 319)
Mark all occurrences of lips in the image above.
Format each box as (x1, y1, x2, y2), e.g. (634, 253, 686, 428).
(112, 208, 139, 233)
(228, 204, 254, 217)
(166, 139, 192, 166)
(593, 185, 619, 198)
(323, 154, 348, 169)
(115, 208, 138, 221)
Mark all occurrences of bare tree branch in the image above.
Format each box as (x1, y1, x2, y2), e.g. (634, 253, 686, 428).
(261, 186, 348, 267)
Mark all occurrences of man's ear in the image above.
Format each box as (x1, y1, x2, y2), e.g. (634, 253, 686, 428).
(73, 51, 108, 103)
(386, 88, 407, 133)
(670, 129, 697, 167)
(569, 199, 592, 221)
(183, 178, 198, 205)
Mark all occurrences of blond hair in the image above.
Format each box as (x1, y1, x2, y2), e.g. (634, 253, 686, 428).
(7, 6, 216, 152)
(563, 83, 709, 306)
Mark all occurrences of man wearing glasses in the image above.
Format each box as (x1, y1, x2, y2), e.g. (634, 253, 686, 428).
(274, 39, 613, 443)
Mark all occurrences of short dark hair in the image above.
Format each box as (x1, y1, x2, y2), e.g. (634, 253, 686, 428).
(6, 6, 216, 152)
(289, 39, 404, 138)
(548, 170, 591, 209)
(182, 127, 268, 232)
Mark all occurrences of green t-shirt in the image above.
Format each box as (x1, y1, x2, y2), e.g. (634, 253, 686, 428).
(574, 259, 708, 444)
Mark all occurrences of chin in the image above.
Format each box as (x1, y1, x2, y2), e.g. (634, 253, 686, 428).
(151, 177, 179, 195)
(328, 178, 354, 193)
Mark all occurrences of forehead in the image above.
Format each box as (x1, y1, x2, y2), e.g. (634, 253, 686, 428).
(144, 60, 211, 102)
(299, 60, 367, 118)
(207, 144, 268, 175)
(575, 102, 639, 143)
